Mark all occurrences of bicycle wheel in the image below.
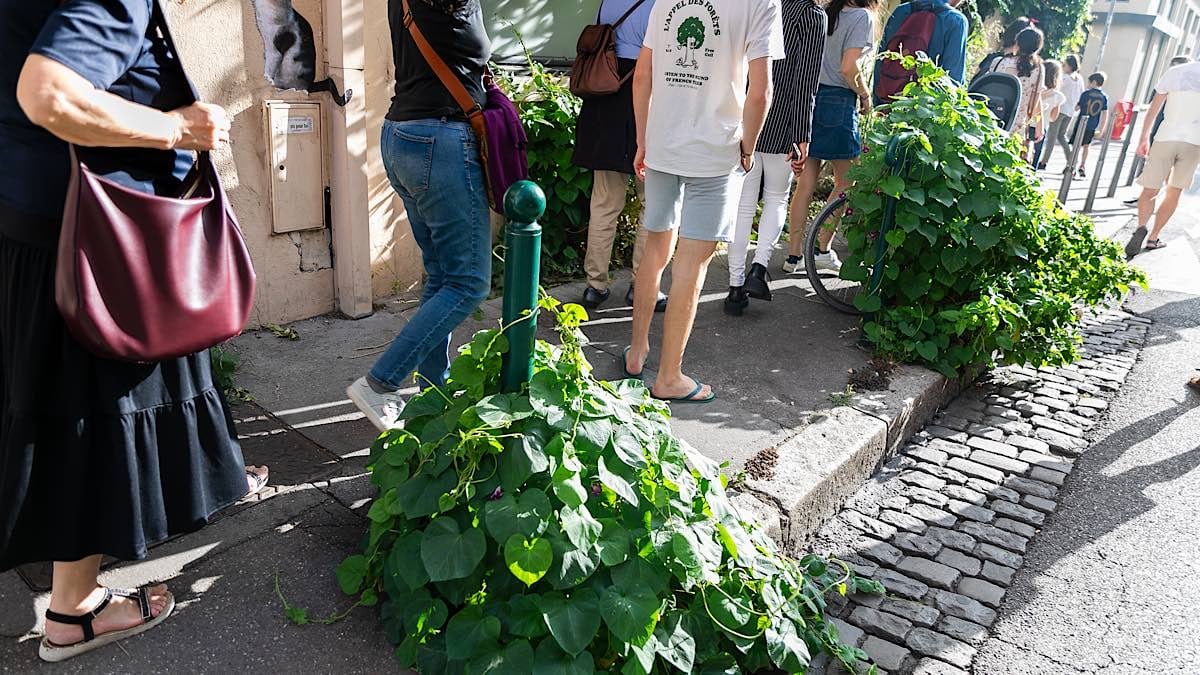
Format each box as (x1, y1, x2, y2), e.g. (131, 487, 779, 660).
(804, 195, 863, 315)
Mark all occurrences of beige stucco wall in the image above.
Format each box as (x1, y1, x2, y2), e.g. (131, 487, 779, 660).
(166, 0, 422, 327)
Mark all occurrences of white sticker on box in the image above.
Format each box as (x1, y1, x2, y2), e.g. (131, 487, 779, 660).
(287, 117, 314, 134)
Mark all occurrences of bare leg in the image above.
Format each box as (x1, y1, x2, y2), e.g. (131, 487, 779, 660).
(1149, 186, 1183, 240)
(44, 556, 170, 646)
(652, 237, 718, 399)
(627, 229, 675, 374)
(1137, 187, 1159, 229)
(819, 160, 855, 251)
(787, 159, 823, 258)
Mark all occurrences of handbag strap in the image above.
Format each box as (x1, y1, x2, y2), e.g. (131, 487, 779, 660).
(401, 0, 484, 125)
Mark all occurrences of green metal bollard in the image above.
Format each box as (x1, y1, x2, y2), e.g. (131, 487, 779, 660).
(500, 180, 546, 393)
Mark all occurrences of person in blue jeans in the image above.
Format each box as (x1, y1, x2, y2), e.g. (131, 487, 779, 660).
(346, 0, 493, 431)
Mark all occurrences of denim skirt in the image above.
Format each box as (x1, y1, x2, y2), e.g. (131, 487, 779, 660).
(810, 85, 862, 161)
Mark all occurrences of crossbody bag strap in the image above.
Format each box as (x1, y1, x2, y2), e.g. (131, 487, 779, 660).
(401, 0, 483, 123)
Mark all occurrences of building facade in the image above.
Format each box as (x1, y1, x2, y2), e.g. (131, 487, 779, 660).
(1081, 0, 1200, 107)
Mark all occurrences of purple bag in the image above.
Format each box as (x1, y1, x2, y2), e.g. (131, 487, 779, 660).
(476, 80, 530, 212)
(403, 0, 529, 212)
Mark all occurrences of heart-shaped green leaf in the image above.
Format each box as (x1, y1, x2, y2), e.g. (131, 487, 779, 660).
(504, 534, 553, 586)
(421, 517, 486, 582)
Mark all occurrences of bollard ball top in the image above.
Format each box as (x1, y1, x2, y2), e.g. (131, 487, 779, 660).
(504, 180, 547, 224)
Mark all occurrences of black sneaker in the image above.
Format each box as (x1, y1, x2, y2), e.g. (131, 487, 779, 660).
(723, 286, 750, 316)
(1077, 167, 1086, 178)
(626, 285, 668, 313)
(782, 255, 803, 273)
(743, 263, 772, 301)
(581, 286, 610, 309)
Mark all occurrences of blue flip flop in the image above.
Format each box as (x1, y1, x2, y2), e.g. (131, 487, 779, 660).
(622, 346, 643, 380)
(652, 381, 716, 404)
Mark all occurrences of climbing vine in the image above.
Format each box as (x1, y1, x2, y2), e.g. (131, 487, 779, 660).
(324, 296, 883, 673)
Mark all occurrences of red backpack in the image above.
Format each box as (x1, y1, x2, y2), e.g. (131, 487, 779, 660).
(874, 9, 939, 101)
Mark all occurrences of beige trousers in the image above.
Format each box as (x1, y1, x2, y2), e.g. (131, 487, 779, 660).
(584, 170, 648, 290)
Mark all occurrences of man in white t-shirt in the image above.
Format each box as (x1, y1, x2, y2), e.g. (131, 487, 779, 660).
(1125, 58, 1200, 259)
(623, 0, 783, 402)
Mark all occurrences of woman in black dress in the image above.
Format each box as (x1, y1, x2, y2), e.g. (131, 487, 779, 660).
(1, 0, 264, 661)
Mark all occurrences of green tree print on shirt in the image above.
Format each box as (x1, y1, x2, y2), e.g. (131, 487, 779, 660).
(676, 16, 705, 69)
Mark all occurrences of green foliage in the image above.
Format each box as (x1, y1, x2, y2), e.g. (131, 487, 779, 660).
(975, 0, 1091, 57)
(843, 55, 1145, 378)
(337, 296, 879, 673)
(210, 345, 252, 402)
(496, 56, 592, 280)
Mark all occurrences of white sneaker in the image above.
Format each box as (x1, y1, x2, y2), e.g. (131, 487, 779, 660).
(782, 256, 804, 274)
(346, 377, 405, 432)
(814, 250, 842, 272)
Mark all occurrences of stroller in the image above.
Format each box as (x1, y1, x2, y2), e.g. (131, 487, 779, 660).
(967, 72, 1023, 132)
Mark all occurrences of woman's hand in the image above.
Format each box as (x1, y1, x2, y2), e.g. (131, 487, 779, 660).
(168, 102, 231, 151)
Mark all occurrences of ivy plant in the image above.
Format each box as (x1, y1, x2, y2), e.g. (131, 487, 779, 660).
(495, 44, 593, 281)
(333, 297, 881, 674)
(840, 55, 1145, 378)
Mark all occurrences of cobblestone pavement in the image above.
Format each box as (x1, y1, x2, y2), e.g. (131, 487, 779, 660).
(809, 308, 1150, 674)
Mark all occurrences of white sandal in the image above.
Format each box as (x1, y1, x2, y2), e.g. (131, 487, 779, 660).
(39, 586, 175, 663)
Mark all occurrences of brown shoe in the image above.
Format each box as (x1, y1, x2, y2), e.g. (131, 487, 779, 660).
(1188, 374, 1200, 394)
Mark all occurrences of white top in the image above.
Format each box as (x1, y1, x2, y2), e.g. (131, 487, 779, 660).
(1041, 89, 1066, 117)
(643, 0, 785, 177)
(1154, 62, 1200, 146)
(1060, 72, 1085, 116)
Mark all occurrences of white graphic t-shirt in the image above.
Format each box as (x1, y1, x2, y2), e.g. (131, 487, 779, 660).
(643, 0, 785, 177)
(1155, 62, 1200, 147)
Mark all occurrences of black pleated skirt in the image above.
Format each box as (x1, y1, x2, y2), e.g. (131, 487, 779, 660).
(0, 228, 248, 572)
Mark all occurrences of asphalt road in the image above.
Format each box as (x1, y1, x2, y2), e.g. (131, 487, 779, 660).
(971, 187, 1200, 673)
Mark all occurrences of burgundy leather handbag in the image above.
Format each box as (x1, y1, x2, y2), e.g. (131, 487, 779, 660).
(55, 1, 256, 363)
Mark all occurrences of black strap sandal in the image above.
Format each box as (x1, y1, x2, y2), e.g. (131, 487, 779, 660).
(39, 586, 175, 663)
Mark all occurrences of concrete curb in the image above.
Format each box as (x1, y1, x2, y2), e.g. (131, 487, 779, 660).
(736, 366, 974, 550)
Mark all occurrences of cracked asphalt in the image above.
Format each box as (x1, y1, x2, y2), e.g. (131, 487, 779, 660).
(971, 188, 1200, 674)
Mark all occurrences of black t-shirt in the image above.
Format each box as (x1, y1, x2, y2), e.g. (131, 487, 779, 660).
(386, 0, 490, 122)
(0, 0, 193, 242)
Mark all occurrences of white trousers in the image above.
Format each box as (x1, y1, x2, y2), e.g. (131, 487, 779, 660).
(728, 152, 794, 287)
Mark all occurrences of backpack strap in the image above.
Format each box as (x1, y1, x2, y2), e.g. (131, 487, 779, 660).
(611, 0, 650, 29)
(401, 0, 483, 123)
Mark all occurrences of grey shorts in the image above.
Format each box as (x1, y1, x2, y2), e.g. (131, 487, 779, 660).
(643, 167, 746, 242)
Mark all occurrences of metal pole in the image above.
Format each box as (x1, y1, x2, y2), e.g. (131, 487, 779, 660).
(1127, 154, 1144, 187)
(500, 180, 546, 393)
(1094, 0, 1119, 70)
(1084, 113, 1119, 212)
(1107, 109, 1139, 198)
(1058, 115, 1091, 204)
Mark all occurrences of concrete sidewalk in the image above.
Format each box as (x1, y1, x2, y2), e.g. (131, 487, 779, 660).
(0, 160, 1144, 671)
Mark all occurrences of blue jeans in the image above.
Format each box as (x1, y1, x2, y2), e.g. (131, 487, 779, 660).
(369, 119, 491, 391)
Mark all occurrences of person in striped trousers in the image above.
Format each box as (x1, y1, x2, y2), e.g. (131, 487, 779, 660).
(724, 0, 826, 315)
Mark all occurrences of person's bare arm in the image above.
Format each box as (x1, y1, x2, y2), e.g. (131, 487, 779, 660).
(633, 47, 653, 180)
(840, 47, 870, 112)
(17, 54, 228, 151)
(740, 57, 772, 170)
(1138, 92, 1168, 157)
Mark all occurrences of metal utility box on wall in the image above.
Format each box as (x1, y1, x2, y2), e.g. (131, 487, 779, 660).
(265, 101, 326, 234)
